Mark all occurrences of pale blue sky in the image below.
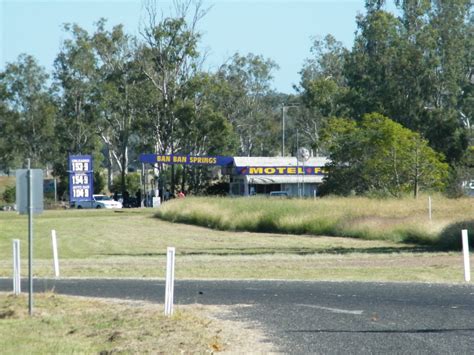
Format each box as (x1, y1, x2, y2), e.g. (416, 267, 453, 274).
(0, 1, 395, 93)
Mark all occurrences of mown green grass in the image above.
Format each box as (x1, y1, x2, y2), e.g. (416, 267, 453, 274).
(156, 195, 474, 249)
(0, 204, 470, 282)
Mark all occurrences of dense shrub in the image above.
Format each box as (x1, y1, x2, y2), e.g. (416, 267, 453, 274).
(2, 186, 15, 203)
(437, 221, 474, 251)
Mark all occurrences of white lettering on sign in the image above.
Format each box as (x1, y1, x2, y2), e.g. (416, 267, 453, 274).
(73, 187, 90, 198)
(72, 161, 90, 172)
(72, 174, 89, 185)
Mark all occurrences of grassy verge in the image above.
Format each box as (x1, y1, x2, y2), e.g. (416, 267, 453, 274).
(156, 195, 474, 248)
(0, 292, 271, 353)
(0, 208, 470, 282)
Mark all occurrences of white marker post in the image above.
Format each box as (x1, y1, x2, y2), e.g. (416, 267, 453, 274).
(462, 230, 471, 282)
(13, 239, 21, 295)
(51, 230, 60, 278)
(164, 247, 176, 316)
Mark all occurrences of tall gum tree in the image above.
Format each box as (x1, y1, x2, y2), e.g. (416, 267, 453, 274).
(92, 19, 142, 192)
(217, 53, 279, 156)
(53, 23, 102, 179)
(0, 54, 56, 169)
(138, 0, 206, 192)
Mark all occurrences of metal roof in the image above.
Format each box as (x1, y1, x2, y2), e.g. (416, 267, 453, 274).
(233, 156, 329, 167)
(244, 175, 324, 184)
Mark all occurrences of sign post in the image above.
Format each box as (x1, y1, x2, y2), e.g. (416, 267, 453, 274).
(16, 159, 43, 315)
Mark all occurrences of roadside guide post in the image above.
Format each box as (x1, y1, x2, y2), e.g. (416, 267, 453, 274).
(462, 229, 471, 282)
(51, 230, 60, 278)
(12, 239, 21, 295)
(165, 247, 176, 316)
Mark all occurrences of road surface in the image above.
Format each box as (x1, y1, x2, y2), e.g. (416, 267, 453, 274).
(1, 278, 473, 353)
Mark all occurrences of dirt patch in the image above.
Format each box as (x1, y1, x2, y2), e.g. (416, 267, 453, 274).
(306, 253, 461, 268)
(67, 295, 277, 353)
(185, 304, 276, 353)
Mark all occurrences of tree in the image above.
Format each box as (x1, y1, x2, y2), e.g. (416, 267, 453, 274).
(298, 35, 350, 155)
(0, 54, 56, 169)
(322, 113, 449, 198)
(344, 1, 472, 163)
(92, 19, 143, 192)
(173, 73, 237, 192)
(217, 53, 279, 156)
(0, 81, 21, 172)
(138, 0, 206, 192)
(53, 23, 102, 178)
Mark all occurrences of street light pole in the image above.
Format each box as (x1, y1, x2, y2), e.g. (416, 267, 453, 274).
(282, 106, 287, 156)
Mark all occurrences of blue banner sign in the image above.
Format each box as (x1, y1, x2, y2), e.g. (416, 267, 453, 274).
(237, 166, 327, 175)
(69, 155, 93, 202)
(139, 154, 234, 166)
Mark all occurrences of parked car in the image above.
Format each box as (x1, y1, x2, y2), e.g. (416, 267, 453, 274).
(269, 191, 289, 197)
(74, 194, 123, 209)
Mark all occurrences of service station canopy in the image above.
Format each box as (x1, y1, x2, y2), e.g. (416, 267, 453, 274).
(139, 154, 327, 176)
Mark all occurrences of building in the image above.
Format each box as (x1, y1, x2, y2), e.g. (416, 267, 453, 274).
(229, 156, 329, 197)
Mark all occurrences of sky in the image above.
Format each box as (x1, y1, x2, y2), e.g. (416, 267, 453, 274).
(0, 0, 388, 93)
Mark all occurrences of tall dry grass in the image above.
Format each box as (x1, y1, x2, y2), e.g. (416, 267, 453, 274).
(156, 195, 474, 249)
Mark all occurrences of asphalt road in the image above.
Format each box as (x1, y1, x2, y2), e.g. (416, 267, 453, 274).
(1, 278, 473, 354)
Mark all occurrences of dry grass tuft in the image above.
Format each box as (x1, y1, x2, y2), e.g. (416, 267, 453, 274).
(0, 292, 274, 353)
(157, 195, 474, 248)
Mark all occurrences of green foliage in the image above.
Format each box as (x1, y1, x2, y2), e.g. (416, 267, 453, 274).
(344, 1, 472, 163)
(2, 185, 15, 203)
(110, 172, 141, 194)
(0, 54, 57, 168)
(437, 221, 474, 251)
(93, 171, 106, 194)
(217, 53, 280, 156)
(1, 0, 472, 200)
(321, 113, 450, 197)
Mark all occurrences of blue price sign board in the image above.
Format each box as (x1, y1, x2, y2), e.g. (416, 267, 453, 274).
(69, 155, 93, 202)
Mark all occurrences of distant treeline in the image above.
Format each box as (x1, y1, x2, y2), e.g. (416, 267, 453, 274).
(0, 0, 472, 198)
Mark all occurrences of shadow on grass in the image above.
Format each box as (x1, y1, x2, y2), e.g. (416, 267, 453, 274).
(100, 246, 436, 257)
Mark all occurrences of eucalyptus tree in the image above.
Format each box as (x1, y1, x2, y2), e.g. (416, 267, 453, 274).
(173, 72, 237, 192)
(0, 54, 56, 169)
(422, 0, 472, 163)
(53, 23, 102, 177)
(0, 81, 21, 172)
(138, 0, 206, 191)
(344, 0, 472, 163)
(217, 52, 279, 156)
(91, 19, 143, 191)
(298, 35, 350, 155)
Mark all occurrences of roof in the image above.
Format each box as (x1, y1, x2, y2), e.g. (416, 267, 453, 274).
(245, 175, 324, 184)
(233, 156, 329, 167)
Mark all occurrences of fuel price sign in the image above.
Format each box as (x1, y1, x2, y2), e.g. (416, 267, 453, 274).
(69, 155, 93, 202)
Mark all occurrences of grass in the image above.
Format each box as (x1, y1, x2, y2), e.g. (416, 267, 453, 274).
(0, 292, 267, 353)
(156, 195, 474, 248)
(0, 205, 471, 282)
